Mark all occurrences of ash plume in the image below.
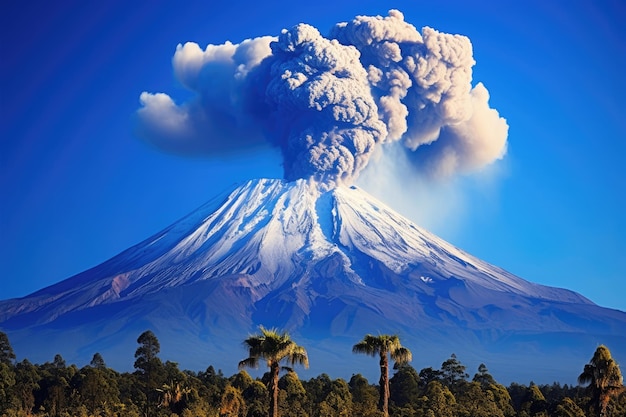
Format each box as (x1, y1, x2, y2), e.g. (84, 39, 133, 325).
(136, 9, 508, 188)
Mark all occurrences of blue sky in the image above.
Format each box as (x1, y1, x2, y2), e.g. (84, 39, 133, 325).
(1, 0, 625, 311)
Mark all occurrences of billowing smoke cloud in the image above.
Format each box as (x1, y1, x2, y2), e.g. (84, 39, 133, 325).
(137, 9, 508, 188)
(330, 10, 508, 177)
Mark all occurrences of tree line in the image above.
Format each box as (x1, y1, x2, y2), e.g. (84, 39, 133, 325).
(0, 329, 624, 417)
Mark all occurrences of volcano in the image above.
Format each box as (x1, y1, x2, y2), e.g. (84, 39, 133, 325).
(1, 178, 624, 383)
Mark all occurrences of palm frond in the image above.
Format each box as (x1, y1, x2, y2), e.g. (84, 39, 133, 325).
(259, 326, 282, 339)
(242, 335, 263, 350)
(352, 334, 379, 356)
(239, 325, 308, 372)
(578, 364, 594, 385)
(238, 357, 259, 370)
(286, 349, 309, 368)
(391, 346, 412, 364)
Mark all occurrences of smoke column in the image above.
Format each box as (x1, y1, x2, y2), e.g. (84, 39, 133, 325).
(136, 10, 508, 189)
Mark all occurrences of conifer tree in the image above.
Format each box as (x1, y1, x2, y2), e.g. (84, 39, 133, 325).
(0, 331, 16, 366)
(134, 330, 165, 417)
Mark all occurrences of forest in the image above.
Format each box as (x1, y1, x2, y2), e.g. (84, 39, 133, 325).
(0, 329, 624, 417)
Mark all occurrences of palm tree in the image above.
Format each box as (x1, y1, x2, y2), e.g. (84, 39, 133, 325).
(353, 334, 412, 417)
(239, 326, 309, 417)
(578, 345, 624, 417)
(157, 380, 191, 414)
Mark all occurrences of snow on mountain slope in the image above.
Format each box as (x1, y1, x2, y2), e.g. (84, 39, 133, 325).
(0, 178, 589, 319)
(0, 178, 624, 383)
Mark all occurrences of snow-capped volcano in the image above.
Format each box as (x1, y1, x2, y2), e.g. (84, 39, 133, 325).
(1, 179, 624, 383)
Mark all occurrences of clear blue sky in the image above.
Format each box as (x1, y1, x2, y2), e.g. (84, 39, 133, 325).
(1, 0, 625, 311)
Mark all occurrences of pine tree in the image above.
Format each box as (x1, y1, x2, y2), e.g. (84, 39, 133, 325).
(134, 330, 165, 417)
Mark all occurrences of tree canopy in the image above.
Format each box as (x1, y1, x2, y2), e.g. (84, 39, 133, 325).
(239, 326, 308, 417)
(0, 330, 624, 417)
(578, 345, 624, 417)
(353, 334, 412, 417)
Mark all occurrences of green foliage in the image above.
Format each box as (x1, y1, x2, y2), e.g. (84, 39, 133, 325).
(415, 380, 456, 417)
(199, 365, 228, 405)
(89, 352, 106, 369)
(456, 381, 505, 417)
(278, 371, 309, 416)
(440, 353, 469, 393)
(134, 330, 166, 417)
(0, 362, 16, 413)
(231, 370, 254, 392)
(554, 397, 586, 417)
(238, 326, 309, 371)
(0, 330, 623, 417)
(390, 363, 420, 408)
(134, 330, 163, 380)
(239, 326, 308, 417)
(12, 359, 40, 413)
(487, 381, 516, 417)
(221, 385, 247, 416)
(418, 367, 443, 388)
(304, 373, 332, 406)
(527, 384, 548, 416)
(578, 344, 624, 417)
(353, 334, 412, 417)
(473, 363, 496, 386)
(35, 354, 78, 416)
(75, 361, 120, 414)
(349, 374, 380, 417)
(0, 331, 16, 366)
(243, 379, 268, 417)
(315, 378, 352, 417)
